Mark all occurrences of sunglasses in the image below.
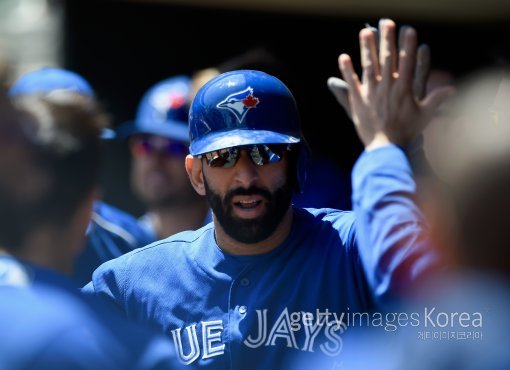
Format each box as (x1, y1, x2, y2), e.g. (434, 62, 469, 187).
(130, 135, 188, 158)
(198, 144, 291, 168)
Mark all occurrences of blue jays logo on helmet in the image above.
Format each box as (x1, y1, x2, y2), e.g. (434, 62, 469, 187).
(149, 82, 188, 124)
(216, 87, 260, 123)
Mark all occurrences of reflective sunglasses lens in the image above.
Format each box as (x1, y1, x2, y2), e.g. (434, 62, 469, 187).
(202, 145, 289, 168)
(252, 145, 284, 165)
(205, 148, 239, 168)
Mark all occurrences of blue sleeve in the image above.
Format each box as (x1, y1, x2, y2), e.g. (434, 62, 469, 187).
(82, 261, 182, 370)
(81, 259, 127, 315)
(352, 145, 442, 307)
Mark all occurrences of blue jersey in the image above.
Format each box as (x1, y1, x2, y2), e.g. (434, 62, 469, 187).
(73, 201, 156, 286)
(0, 255, 180, 370)
(83, 145, 438, 369)
(0, 256, 129, 370)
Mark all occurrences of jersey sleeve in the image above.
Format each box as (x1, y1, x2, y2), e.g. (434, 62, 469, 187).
(351, 145, 443, 307)
(81, 258, 128, 316)
(81, 259, 183, 370)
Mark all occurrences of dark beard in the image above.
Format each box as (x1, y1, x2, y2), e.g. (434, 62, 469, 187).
(203, 177, 292, 244)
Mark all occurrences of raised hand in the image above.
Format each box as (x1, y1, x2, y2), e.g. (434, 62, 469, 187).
(333, 19, 453, 150)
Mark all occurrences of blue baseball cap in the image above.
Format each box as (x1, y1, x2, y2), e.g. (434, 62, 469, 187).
(117, 75, 191, 143)
(9, 67, 94, 97)
(8, 67, 115, 139)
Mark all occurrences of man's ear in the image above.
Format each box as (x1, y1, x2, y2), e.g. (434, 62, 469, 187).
(185, 154, 206, 196)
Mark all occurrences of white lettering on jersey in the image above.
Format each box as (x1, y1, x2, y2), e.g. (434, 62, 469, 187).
(202, 320, 225, 359)
(319, 323, 344, 357)
(171, 324, 200, 365)
(170, 308, 348, 365)
(301, 317, 323, 352)
(265, 308, 298, 349)
(244, 309, 268, 348)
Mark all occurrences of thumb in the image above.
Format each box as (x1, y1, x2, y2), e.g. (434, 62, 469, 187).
(422, 86, 456, 118)
(327, 77, 352, 119)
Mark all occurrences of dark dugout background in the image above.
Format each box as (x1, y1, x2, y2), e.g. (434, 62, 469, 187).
(63, 0, 510, 216)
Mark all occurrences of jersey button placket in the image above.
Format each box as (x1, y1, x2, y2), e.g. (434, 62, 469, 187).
(237, 277, 250, 314)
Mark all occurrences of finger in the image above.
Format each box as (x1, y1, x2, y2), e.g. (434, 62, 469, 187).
(338, 54, 362, 103)
(413, 44, 431, 100)
(327, 77, 352, 118)
(379, 19, 398, 83)
(397, 26, 418, 92)
(360, 28, 380, 87)
(365, 23, 379, 53)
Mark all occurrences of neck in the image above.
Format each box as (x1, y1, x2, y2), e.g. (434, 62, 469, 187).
(149, 199, 209, 239)
(16, 227, 75, 274)
(214, 207, 293, 255)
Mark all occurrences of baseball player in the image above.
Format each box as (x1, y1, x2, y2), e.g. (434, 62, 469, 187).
(0, 91, 180, 369)
(8, 66, 156, 286)
(83, 20, 448, 369)
(117, 75, 211, 240)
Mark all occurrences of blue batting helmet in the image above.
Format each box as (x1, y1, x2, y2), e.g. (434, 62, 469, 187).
(8, 67, 116, 139)
(189, 69, 309, 191)
(117, 75, 191, 142)
(9, 67, 95, 98)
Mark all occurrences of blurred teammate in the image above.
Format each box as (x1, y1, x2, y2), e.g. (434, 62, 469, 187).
(0, 89, 178, 369)
(9, 66, 155, 285)
(118, 75, 210, 240)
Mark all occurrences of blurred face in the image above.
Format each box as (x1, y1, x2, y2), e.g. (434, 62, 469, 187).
(422, 69, 459, 182)
(422, 112, 460, 181)
(130, 134, 195, 207)
(200, 145, 293, 244)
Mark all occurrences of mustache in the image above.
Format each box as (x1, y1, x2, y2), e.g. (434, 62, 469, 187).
(225, 187, 272, 203)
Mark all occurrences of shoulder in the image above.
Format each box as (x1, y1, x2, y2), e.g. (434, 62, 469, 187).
(295, 206, 355, 229)
(293, 207, 357, 246)
(91, 201, 155, 247)
(134, 222, 214, 256)
(92, 224, 214, 274)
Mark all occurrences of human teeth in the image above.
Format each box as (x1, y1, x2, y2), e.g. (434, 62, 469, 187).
(239, 200, 257, 204)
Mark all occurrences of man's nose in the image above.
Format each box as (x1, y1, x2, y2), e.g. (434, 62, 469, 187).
(232, 150, 259, 188)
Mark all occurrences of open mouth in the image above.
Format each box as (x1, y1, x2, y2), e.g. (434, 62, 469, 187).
(232, 196, 266, 218)
(235, 199, 262, 209)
